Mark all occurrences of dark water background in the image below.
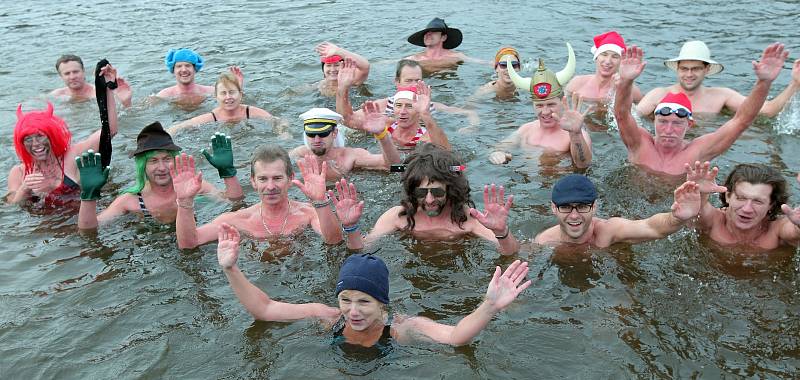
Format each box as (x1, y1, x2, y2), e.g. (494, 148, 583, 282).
(1, 1, 800, 378)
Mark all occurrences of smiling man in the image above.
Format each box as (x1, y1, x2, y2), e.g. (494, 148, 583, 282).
(535, 174, 701, 247)
(156, 48, 215, 103)
(637, 40, 800, 116)
(472, 47, 522, 100)
(50, 54, 133, 107)
(614, 44, 786, 176)
(687, 162, 800, 249)
(565, 31, 642, 103)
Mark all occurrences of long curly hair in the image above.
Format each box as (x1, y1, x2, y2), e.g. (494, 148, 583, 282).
(720, 163, 788, 221)
(399, 143, 472, 231)
(13, 103, 72, 175)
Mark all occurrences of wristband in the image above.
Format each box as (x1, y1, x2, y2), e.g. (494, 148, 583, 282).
(495, 226, 510, 240)
(176, 198, 194, 209)
(342, 223, 360, 233)
(373, 128, 389, 140)
(312, 197, 332, 209)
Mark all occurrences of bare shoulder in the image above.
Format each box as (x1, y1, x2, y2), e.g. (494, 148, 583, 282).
(156, 86, 176, 98)
(534, 225, 559, 245)
(248, 106, 272, 118)
(566, 75, 591, 91)
(289, 145, 310, 159)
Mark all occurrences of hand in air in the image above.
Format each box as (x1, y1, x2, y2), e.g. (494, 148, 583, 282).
(781, 174, 800, 226)
(415, 81, 432, 114)
(315, 41, 341, 58)
(98, 63, 118, 82)
(684, 161, 727, 194)
(329, 178, 364, 227)
(559, 93, 591, 134)
(217, 223, 241, 269)
(228, 66, 245, 88)
(202, 132, 237, 178)
(170, 153, 202, 200)
(75, 149, 110, 200)
(114, 77, 133, 105)
(618, 45, 646, 82)
(753, 43, 788, 82)
(292, 154, 327, 202)
(469, 184, 513, 236)
(484, 260, 532, 312)
(362, 100, 388, 134)
(337, 58, 358, 89)
(489, 151, 511, 165)
(671, 181, 701, 221)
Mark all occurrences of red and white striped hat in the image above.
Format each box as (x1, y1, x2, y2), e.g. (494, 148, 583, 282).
(591, 31, 626, 60)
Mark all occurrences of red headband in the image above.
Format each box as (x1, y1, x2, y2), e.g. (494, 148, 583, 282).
(321, 55, 343, 64)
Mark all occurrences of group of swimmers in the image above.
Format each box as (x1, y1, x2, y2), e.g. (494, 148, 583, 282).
(6, 17, 800, 348)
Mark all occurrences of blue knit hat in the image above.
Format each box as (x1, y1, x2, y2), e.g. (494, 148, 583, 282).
(552, 174, 597, 206)
(165, 48, 204, 73)
(335, 254, 390, 304)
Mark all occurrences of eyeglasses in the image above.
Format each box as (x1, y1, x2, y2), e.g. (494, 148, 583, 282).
(556, 203, 593, 213)
(655, 107, 692, 119)
(413, 187, 446, 198)
(497, 61, 521, 69)
(305, 130, 332, 138)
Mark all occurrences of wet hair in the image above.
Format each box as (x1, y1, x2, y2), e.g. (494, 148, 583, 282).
(399, 143, 472, 230)
(720, 163, 788, 221)
(250, 145, 293, 177)
(55, 54, 84, 73)
(214, 72, 242, 94)
(395, 59, 422, 80)
(123, 150, 178, 194)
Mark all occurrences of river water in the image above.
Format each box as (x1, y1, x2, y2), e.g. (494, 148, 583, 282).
(2, 1, 800, 379)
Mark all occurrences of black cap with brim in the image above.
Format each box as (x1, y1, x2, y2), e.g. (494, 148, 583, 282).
(129, 121, 182, 157)
(407, 17, 463, 50)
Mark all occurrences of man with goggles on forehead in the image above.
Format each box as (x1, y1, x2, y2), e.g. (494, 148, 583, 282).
(637, 41, 799, 116)
(289, 107, 401, 181)
(535, 174, 701, 247)
(473, 47, 522, 101)
(330, 143, 520, 256)
(565, 31, 643, 103)
(488, 43, 592, 169)
(614, 44, 787, 176)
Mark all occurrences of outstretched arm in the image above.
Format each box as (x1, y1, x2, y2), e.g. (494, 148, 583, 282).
(685, 161, 727, 229)
(607, 181, 700, 244)
(396, 260, 531, 346)
(330, 178, 367, 250)
(353, 101, 402, 169)
(335, 59, 366, 130)
(173, 154, 218, 249)
(489, 129, 522, 165)
(417, 82, 451, 150)
(316, 42, 370, 84)
(614, 45, 648, 153)
(760, 59, 800, 117)
(218, 223, 340, 322)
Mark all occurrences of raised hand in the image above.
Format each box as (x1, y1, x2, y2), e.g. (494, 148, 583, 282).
(75, 150, 110, 200)
(337, 58, 358, 90)
(291, 154, 327, 201)
(670, 181, 701, 221)
(484, 260, 532, 312)
(217, 223, 241, 269)
(415, 81, 432, 114)
(329, 178, 363, 227)
(559, 93, 591, 134)
(201, 132, 237, 178)
(362, 100, 388, 134)
(685, 161, 727, 194)
(315, 41, 341, 58)
(753, 43, 788, 82)
(619, 45, 646, 82)
(115, 77, 133, 106)
(98, 63, 118, 83)
(228, 66, 244, 88)
(489, 151, 511, 165)
(469, 184, 513, 236)
(170, 153, 202, 200)
(791, 59, 800, 85)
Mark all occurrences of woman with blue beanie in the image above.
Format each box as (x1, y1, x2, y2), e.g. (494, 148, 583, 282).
(216, 223, 531, 347)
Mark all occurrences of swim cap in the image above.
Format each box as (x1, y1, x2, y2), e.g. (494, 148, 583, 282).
(335, 254, 390, 304)
(13, 103, 72, 174)
(552, 174, 597, 206)
(165, 48, 204, 73)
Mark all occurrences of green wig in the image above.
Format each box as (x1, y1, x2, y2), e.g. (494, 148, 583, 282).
(123, 150, 178, 194)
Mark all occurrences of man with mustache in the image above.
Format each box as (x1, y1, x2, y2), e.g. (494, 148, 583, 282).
(637, 40, 800, 116)
(289, 107, 401, 180)
(614, 44, 787, 176)
(534, 174, 701, 247)
(331, 143, 520, 256)
(174, 145, 342, 248)
(50, 54, 133, 107)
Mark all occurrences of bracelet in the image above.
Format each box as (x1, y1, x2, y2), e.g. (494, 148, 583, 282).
(373, 128, 389, 140)
(342, 223, 360, 233)
(312, 196, 332, 208)
(176, 198, 194, 209)
(494, 226, 510, 240)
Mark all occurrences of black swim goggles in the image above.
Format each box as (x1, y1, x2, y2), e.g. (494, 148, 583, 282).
(655, 106, 692, 119)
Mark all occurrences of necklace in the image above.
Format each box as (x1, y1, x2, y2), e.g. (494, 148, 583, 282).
(260, 202, 290, 236)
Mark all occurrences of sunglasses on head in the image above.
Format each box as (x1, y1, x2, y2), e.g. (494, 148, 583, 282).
(556, 203, 593, 213)
(413, 187, 446, 198)
(655, 107, 692, 119)
(497, 61, 521, 69)
(305, 130, 332, 138)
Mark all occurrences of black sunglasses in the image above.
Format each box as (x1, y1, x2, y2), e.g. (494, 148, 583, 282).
(655, 106, 691, 119)
(305, 130, 333, 138)
(497, 61, 521, 69)
(413, 187, 446, 198)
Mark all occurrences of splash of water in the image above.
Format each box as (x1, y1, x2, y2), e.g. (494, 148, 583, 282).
(774, 94, 800, 135)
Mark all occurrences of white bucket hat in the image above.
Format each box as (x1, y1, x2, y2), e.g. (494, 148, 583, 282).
(664, 41, 724, 76)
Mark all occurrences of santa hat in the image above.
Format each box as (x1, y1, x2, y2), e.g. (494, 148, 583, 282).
(655, 92, 693, 120)
(393, 86, 417, 101)
(591, 31, 625, 60)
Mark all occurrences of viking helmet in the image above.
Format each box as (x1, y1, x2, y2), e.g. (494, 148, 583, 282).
(507, 43, 575, 101)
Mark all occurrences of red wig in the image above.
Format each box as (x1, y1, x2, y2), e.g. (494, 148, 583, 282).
(13, 103, 72, 174)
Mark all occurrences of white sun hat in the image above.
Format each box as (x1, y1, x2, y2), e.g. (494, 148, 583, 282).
(664, 40, 724, 76)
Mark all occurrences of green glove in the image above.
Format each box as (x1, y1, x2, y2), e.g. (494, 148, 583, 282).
(202, 132, 237, 178)
(76, 150, 110, 200)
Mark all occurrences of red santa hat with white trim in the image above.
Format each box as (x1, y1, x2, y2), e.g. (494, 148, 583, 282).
(655, 92, 693, 120)
(591, 31, 626, 60)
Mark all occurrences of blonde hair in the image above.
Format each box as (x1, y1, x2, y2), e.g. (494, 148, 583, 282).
(215, 72, 242, 94)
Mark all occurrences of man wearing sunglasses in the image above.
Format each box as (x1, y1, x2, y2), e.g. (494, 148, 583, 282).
(637, 41, 799, 116)
(290, 107, 401, 180)
(473, 47, 522, 101)
(332, 143, 520, 256)
(535, 174, 701, 247)
(614, 44, 787, 176)
(565, 31, 642, 103)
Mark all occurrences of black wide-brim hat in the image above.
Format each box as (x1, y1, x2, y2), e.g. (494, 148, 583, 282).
(129, 121, 182, 157)
(407, 17, 463, 50)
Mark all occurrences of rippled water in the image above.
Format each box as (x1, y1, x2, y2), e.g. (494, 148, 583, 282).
(1, 1, 800, 378)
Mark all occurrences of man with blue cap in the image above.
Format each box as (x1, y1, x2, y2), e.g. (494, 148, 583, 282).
(157, 48, 242, 104)
(535, 174, 702, 247)
(215, 223, 532, 347)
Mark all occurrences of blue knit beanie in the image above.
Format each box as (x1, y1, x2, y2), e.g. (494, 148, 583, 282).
(165, 48, 204, 73)
(335, 254, 390, 304)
